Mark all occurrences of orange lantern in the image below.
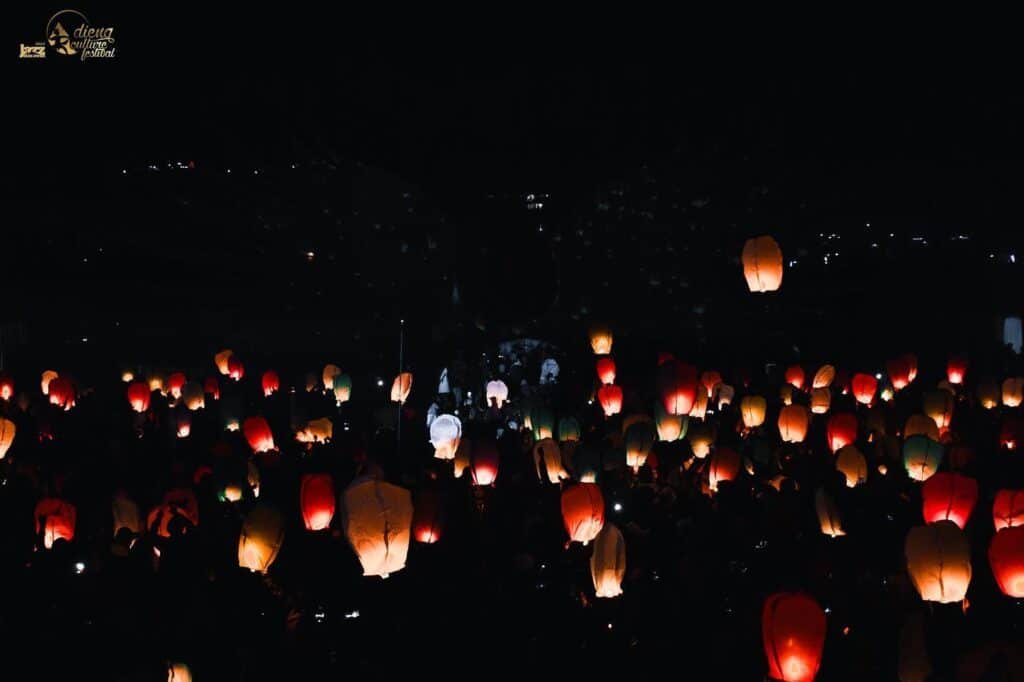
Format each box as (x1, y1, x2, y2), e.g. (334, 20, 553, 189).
(762, 592, 825, 682)
(741, 395, 767, 428)
(946, 355, 968, 385)
(785, 365, 805, 390)
(214, 349, 233, 375)
(295, 417, 333, 444)
(657, 360, 698, 416)
(988, 526, 1024, 597)
(470, 439, 500, 486)
(810, 387, 831, 414)
(167, 372, 187, 399)
(835, 445, 867, 487)
(904, 414, 939, 441)
(851, 373, 878, 405)
(778, 405, 810, 443)
(815, 487, 845, 537)
(41, 369, 58, 395)
(812, 365, 835, 389)
(322, 363, 342, 390)
(905, 521, 971, 603)
(35, 498, 77, 548)
(826, 413, 857, 453)
(243, 416, 276, 453)
(391, 372, 413, 404)
(597, 384, 623, 417)
(238, 506, 285, 573)
(561, 483, 605, 545)
(993, 489, 1024, 531)
(261, 370, 280, 397)
(923, 391, 954, 435)
(922, 472, 977, 529)
(127, 381, 151, 413)
(182, 381, 205, 410)
(412, 489, 444, 544)
(742, 235, 784, 293)
(300, 473, 335, 531)
(708, 447, 741, 492)
(596, 358, 617, 385)
(0, 417, 15, 459)
(590, 523, 626, 598)
(343, 479, 412, 578)
(1002, 377, 1023, 407)
(0, 373, 13, 400)
(688, 423, 714, 458)
(589, 325, 613, 355)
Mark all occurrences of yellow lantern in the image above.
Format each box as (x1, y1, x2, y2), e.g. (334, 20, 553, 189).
(391, 372, 413, 404)
(812, 365, 835, 389)
(741, 235, 784, 292)
(343, 479, 413, 579)
(296, 417, 333, 444)
(589, 325, 613, 355)
(590, 523, 626, 598)
(904, 415, 939, 441)
(655, 404, 687, 441)
(214, 349, 233, 376)
(740, 396, 767, 429)
(904, 520, 971, 603)
(121, 370, 134, 383)
(815, 487, 845, 537)
(810, 387, 831, 414)
(147, 372, 166, 395)
(238, 506, 285, 573)
(41, 369, 58, 395)
(0, 417, 15, 459)
(778, 405, 810, 443)
(1002, 377, 1024, 407)
(835, 445, 867, 488)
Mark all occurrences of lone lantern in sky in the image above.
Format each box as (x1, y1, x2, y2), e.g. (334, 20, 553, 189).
(127, 381, 150, 413)
(590, 523, 626, 598)
(343, 478, 413, 578)
(903, 436, 944, 482)
(597, 384, 623, 417)
(993, 489, 1024, 531)
(742, 235, 784, 293)
(708, 447, 741, 492)
(851, 373, 878, 405)
(561, 483, 605, 545)
(596, 357, 617, 385)
(589, 325, 613, 355)
(778, 405, 810, 443)
(486, 379, 509, 408)
(657, 360, 698, 416)
(391, 372, 413, 404)
(741, 395, 767, 429)
(243, 416, 276, 453)
(761, 592, 826, 682)
(826, 413, 857, 453)
(238, 506, 285, 573)
(988, 526, 1024, 597)
(214, 349, 233, 376)
(947, 355, 968, 385)
(300, 473, 335, 531)
(0, 417, 15, 459)
(905, 521, 971, 603)
(429, 414, 461, 460)
(261, 370, 280, 397)
(624, 420, 656, 472)
(35, 498, 77, 549)
(921, 472, 977, 529)
(835, 445, 867, 488)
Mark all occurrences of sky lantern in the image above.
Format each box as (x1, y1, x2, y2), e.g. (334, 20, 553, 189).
(701, 370, 723, 397)
(48, 376, 76, 411)
(214, 349, 233, 375)
(688, 391, 709, 420)
(904, 415, 939, 441)
(887, 355, 917, 391)
(149, 373, 167, 395)
(261, 370, 280, 397)
(810, 388, 831, 414)
(812, 365, 835, 389)
(1002, 377, 1024, 407)
(35, 498, 77, 549)
(561, 483, 605, 545)
(655, 403, 687, 441)
(595, 358, 617, 385)
(300, 473, 335, 531)
(295, 417, 332, 444)
(533, 438, 569, 483)
(343, 479, 412, 578)
(624, 421, 655, 473)
(589, 325, 613, 355)
(41, 369, 58, 395)
(558, 417, 581, 442)
(761, 592, 826, 682)
(947, 355, 968, 385)
(243, 416, 276, 453)
(413, 489, 444, 544)
(903, 436, 944, 481)
(977, 379, 999, 409)
(688, 423, 714, 458)
(167, 663, 193, 682)
(590, 523, 625, 598)
(176, 412, 192, 438)
(741, 395, 767, 429)
(835, 445, 867, 487)
(988, 526, 1024, 597)
(391, 372, 413, 403)
(238, 506, 285, 574)
(470, 439, 500, 486)
(779, 384, 794, 406)
(485, 379, 509, 408)
(127, 381, 151, 413)
(0, 417, 15, 459)
(453, 438, 471, 479)
(429, 414, 461, 460)
(999, 417, 1022, 450)
(203, 376, 220, 400)
(922, 472, 977, 529)
(826, 413, 857, 453)
(167, 372, 187, 399)
(993, 489, 1024, 531)
(778, 405, 810, 443)
(905, 520, 971, 603)
(333, 374, 352, 404)
(657, 360, 698, 416)
(717, 383, 735, 408)
(181, 382, 205, 410)
(785, 365, 805, 390)
(851, 373, 878, 405)
(742, 235, 784, 293)
(227, 355, 245, 381)
(923, 391, 954, 435)
(0, 373, 13, 400)
(322, 363, 342, 390)
(531, 407, 555, 440)
(708, 447, 741, 492)
(815, 487, 845, 537)
(112, 492, 142, 537)
(597, 384, 623, 417)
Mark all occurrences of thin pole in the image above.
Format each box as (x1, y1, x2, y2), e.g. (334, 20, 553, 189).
(396, 318, 404, 454)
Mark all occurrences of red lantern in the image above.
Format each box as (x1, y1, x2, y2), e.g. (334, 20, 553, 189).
(657, 361, 698, 416)
(167, 372, 187, 399)
(126, 381, 151, 413)
(988, 526, 1024, 597)
(993, 489, 1024, 531)
(597, 384, 623, 417)
(922, 472, 978, 529)
(561, 483, 605, 545)
(826, 413, 858, 454)
(708, 447, 741, 492)
(0, 373, 13, 401)
(595, 357, 616, 385)
(34, 498, 77, 549)
(762, 592, 826, 682)
(1000, 417, 1023, 451)
(701, 370, 723, 397)
(48, 376, 76, 410)
(470, 439, 500, 486)
(851, 373, 878, 405)
(203, 376, 220, 400)
(947, 355, 968, 385)
(784, 365, 805, 390)
(261, 370, 280, 397)
(300, 473, 335, 531)
(887, 355, 915, 391)
(228, 356, 245, 381)
(412, 489, 444, 544)
(243, 416, 275, 453)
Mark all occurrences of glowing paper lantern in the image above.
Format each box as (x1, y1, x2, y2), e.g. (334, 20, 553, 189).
(227, 356, 245, 381)
(343, 479, 412, 578)
(596, 358, 616, 385)
(391, 372, 413, 404)
(561, 483, 605, 545)
(167, 372, 187, 399)
(238, 506, 285, 573)
(41, 369, 58, 395)
(261, 370, 280, 397)
(333, 374, 352, 404)
(558, 417, 581, 442)
(412, 489, 443, 544)
(470, 439, 500, 486)
(887, 355, 917, 391)
(429, 414, 461, 460)
(243, 416, 275, 453)
(176, 413, 192, 438)
(778, 405, 810, 443)
(779, 385, 794, 406)
(322, 363, 342, 390)
(597, 384, 623, 417)
(785, 365, 805, 390)
(905, 520, 971, 603)
(835, 445, 867, 488)
(0, 373, 13, 400)
(688, 424, 714, 458)
(810, 388, 831, 414)
(624, 420, 655, 473)
(851, 373, 878, 405)
(812, 365, 835, 389)
(531, 407, 555, 441)
(761, 592, 825, 682)
(203, 376, 220, 400)
(300, 473, 335, 531)
(533, 437, 568, 483)
(655, 403, 687, 441)
(589, 325, 613, 355)
(145, 372, 164, 394)
(923, 391, 954, 434)
(741, 395, 767, 429)
(485, 379, 509, 408)
(988, 526, 1024, 597)
(921, 472, 977, 529)
(35, 498, 76, 549)
(1002, 377, 1024, 407)
(947, 355, 968, 385)
(295, 417, 332, 444)
(708, 447, 741, 492)
(48, 376, 75, 410)
(716, 383, 735, 409)
(657, 360, 698, 416)
(904, 415, 939, 441)
(112, 492, 142, 536)
(168, 663, 193, 682)
(590, 523, 625, 598)
(903, 436, 944, 482)
(993, 490, 1024, 531)
(701, 370, 723, 397)
(0, 417, 15, 459)
(815, 487, 845, 537)
(688, 391, 709, 420)
(977, 379, 999, 409)
(127, 381, 151, 413)
(214, 349, 233, 375)
(181, 382, 205, 410)
(826, 413, 857, 453)
(742, 235, 784, 293)
(1000, 417, 1022, 450)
